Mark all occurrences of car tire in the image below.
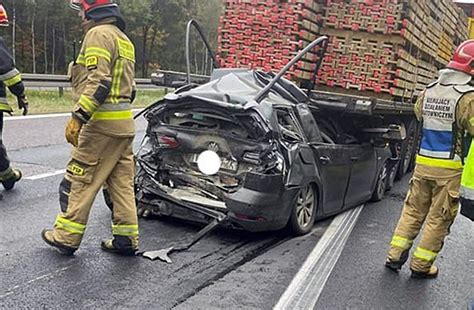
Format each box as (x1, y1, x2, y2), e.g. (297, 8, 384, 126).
(372, 161, 388, 202)
(289, 185, 317, 236)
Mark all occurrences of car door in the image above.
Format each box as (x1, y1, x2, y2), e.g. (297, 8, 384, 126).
(311, 144, 352, 215)
(276, 106, 318, 187)
(343, 144, 377, 208)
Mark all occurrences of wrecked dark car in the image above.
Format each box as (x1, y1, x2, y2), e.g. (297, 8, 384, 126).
(134, 67, 394, 235)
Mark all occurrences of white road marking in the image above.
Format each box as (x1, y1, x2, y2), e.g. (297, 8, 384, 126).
(25, 169, 66, 180)
(4, 112, 70, 121)
(274, 205, 364, 310)
(0, 265, 73, 299)
(4, 108, 144, 121)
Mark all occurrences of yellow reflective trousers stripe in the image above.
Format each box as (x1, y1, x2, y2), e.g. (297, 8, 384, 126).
(413, 247, 437, 262)
(416, 155, 463, 170)
(91, 110, 133, 120)
(390, 235, 413, 250)
(112, 224, 139, 237)
(85, 47, 112, 62)
(55, 215, 86, 235)
(0, 103, 12, 112)
(4, 73, 22, 87)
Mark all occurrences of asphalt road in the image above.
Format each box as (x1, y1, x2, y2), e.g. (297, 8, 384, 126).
(0, 114, 472, 309)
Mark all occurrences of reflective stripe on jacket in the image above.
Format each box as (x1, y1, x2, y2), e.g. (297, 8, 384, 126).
(71, 18, 136, 137)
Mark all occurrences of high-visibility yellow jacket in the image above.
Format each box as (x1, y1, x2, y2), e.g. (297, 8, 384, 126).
(0, 36, 25, 114)
(460, 140, 474, 219)
(71, 18, 136, 137)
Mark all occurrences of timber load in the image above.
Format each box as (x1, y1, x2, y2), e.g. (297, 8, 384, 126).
(217, 0, 469, 101)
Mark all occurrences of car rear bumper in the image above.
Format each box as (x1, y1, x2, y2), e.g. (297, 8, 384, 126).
(225, 186, 298, 232)
(138, 172, 298, 232)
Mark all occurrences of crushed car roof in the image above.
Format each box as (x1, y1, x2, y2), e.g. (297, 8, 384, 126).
(163, 69, 303, 108)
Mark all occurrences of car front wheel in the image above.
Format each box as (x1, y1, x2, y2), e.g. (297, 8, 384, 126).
(289, 185, 317, 235)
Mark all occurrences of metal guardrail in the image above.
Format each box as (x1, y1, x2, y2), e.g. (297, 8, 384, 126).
(22, 74, 158, 91)
(150, 70, 211, 88)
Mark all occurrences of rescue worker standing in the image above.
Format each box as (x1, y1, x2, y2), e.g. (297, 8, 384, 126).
(0, 3, 28, 199)
(42, 0, 139, 256)
(385, 40, 474, 278)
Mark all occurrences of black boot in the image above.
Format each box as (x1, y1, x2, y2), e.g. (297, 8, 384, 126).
(101, 236, 137, 256)
(385, 250, 409, 272)
(2, 169, 22, 191)
(41, 229, 76, 256)
(411, 266, 439, 279)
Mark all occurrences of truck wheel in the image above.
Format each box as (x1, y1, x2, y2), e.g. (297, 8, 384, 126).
(289, 185, 317, 236)
(396, 119, 417, 180)
(372, 161, 388, 202)
(385, 161, 397, 192)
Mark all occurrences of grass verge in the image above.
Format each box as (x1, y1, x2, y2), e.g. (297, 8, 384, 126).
(6, 89, 166, 115)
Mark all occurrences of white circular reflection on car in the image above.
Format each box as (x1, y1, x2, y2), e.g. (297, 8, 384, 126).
(197, 150, 222, 175)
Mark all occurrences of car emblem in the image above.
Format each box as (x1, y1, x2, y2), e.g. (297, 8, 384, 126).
(208, 142, 219, 152)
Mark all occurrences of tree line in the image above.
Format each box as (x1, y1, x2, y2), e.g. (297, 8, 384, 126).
(2, 0, 222, 77)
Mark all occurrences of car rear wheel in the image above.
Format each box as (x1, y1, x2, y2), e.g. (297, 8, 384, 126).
(289, 185, 317, 235)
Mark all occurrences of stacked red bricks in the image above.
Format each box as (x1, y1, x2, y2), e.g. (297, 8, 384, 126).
(318, 0, 468, 99)
(217, 0, 469, 101)
(217, 0, 324, 80)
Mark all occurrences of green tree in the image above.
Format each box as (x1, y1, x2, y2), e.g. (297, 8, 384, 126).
(0, 0, 223, 76)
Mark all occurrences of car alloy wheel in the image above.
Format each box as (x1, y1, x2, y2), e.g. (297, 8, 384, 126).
(290, 185, 317, 235)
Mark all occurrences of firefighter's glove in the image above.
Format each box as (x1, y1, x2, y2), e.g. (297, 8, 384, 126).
(65, 117, 83, 147)
(17, 94, 29, 116)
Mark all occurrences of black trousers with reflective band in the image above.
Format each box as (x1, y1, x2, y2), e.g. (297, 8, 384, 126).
(0, 112, 10, 173)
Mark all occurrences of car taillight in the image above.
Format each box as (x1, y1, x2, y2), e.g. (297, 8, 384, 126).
(157, 135, 179, 149)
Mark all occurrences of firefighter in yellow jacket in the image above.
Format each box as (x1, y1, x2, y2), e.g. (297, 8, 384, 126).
(385, 40, 474, 278)
(42, 0, 139, 256)
(0, 3, 28, 200)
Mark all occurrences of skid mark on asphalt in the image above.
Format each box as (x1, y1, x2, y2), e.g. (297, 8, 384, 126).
(0, 265, 74, 300)
(171, 234, 292, 309)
